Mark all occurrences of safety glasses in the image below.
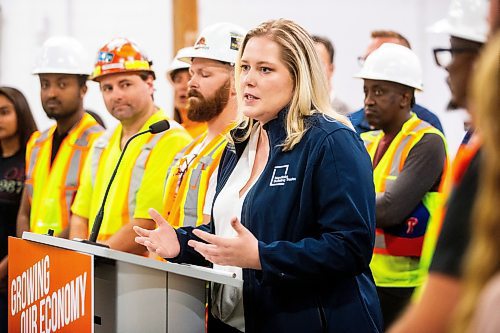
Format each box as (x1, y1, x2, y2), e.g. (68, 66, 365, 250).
(432, 47, 479, 68)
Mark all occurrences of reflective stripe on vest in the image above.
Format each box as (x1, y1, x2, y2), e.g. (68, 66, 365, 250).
(127, 132, 166, 221)
(25, 131, 48, 198)
(362, 114, 446, 257)
(90, 131, 114, 187)
(182, 139, 226, 227)
(90, 128, 174, 224)
(165, 134, 202, 182)
(26, 114, 103, 234)
(163, 132, 227, 228)
(62, 125, 103, 219)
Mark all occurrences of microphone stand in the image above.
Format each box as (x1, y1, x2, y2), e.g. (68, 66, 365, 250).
(81, 120, 170, 246)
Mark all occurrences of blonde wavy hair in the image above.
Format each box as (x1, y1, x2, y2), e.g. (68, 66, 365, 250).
(234, 19, 352, 151)
(452, 31, 500, 333)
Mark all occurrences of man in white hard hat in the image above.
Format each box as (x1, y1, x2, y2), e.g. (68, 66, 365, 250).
(351, 30, 444, 135)
(160, 22, 244, 229)
(355, 43, 448, 328)
(134, 22, 244, 331)
(389, 1, 491, 332)
(69, 37, 192, 254)
(311, 35, 352, 116)
(430, 0, 489, 112)
(167, 47, 207, 138)
(16, 36, 105, 239)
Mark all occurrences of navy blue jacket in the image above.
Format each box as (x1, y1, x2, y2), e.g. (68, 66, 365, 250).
(351, 104, 444, 134)
(173, 109, 383, 332)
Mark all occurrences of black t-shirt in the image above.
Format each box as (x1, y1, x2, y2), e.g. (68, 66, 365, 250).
(429, 150, 480, 278)
(0, 149, 25, 259)
(51, 130, 68, 165)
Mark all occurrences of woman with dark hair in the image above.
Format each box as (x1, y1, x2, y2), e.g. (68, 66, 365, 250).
(0, 86, 37, 330)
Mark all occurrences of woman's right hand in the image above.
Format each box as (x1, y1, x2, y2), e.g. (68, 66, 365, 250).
(133, 208, 181, 259)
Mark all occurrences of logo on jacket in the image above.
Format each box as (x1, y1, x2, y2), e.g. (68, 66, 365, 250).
(269, 165, 296, 187)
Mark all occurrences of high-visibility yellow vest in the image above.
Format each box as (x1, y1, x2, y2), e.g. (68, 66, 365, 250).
(362, 113, 447, 287)
(25, 113, 104, 235)
(163, 130, 229, 228)
(73, 111, 192, 242)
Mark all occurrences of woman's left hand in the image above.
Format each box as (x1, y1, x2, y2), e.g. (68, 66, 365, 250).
(189, 217, 262, 270)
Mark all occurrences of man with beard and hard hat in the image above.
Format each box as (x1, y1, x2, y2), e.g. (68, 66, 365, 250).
(160, 22, 245, 230)
(69, 38, 191, 254)
(16, 36, 104, 239)
(354, 43, 448, 328)
(167, 47, 207, 139)
(389, 0, 491, 332)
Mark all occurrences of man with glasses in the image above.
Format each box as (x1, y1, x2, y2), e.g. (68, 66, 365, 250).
(388, 0, 490, 332)
(350, 30, 444, 135)
(433, 39, 484, 112)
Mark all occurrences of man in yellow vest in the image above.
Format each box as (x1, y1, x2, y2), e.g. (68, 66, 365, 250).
(166, 47, 207, 139)
(162, 22, 245, 228)
(16, 36, 105, 239)
(354, 43, 448, 327)
(69, 38, 192, 254)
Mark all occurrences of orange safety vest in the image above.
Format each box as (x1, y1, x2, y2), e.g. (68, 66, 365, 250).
(418, 135, 480, 272)
(25, 113, 103, 234)
(163, 131, 228, 228)
(183, 119, 207, 139)
(362, 114, 447, 258)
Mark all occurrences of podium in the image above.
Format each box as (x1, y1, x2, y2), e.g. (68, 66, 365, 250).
(9, 232, 242, 333)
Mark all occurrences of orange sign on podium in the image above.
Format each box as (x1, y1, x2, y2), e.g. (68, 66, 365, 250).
(8, 237, 93, 333)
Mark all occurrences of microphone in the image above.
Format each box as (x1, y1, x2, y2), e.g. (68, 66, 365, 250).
(86, 119, 170, 244)
(149, 119, 170, 133)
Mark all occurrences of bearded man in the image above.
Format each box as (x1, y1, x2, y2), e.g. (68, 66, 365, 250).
(161, 22, 244, 228)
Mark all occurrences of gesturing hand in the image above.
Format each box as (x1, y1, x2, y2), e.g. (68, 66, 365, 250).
(189, 217, 261, 270)
(133, 208, 180, 259)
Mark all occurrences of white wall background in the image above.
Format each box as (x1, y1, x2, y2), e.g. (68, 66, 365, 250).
(0, 0, 173, 131)
(0, 0, 467, 156)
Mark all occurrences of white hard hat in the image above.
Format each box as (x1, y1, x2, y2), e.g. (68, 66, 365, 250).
(33, 36, 91, 75)
(354, 43, 423, 91)
(166, 47, 193, 83)
(428, 0, 489, 43)
(179, 22, 246, 65)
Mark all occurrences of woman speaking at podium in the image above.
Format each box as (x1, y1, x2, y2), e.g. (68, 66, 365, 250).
(135, 19, 382, 333)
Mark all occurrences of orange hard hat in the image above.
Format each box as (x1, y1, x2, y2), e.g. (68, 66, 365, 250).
(90, 37, 155, 81)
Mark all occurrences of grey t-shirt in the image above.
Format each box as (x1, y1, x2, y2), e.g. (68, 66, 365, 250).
(376, 133, 447, 228)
